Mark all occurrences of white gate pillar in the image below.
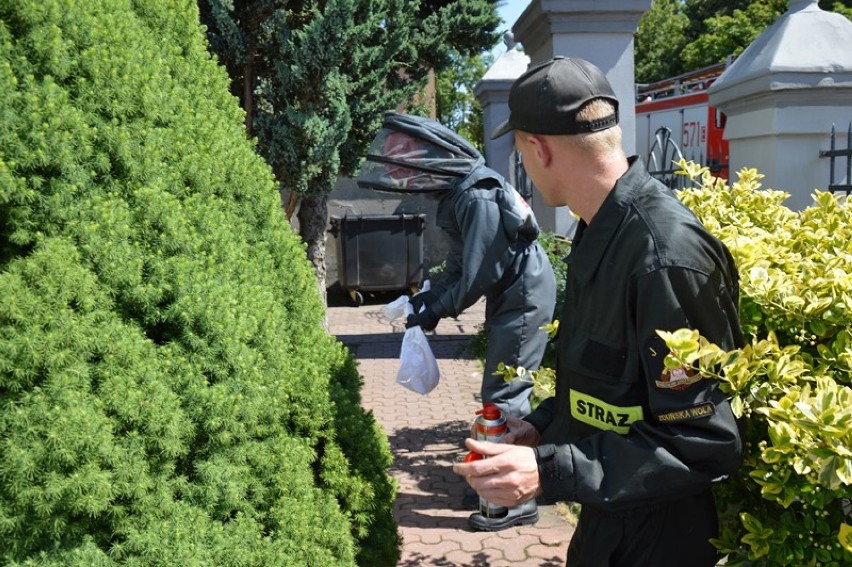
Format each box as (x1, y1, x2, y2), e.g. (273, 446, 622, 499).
(708, 0, 852, 210)
(475, 35, 530, 183)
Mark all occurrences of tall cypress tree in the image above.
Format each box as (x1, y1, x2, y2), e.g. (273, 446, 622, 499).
(198, 0, 501, 297)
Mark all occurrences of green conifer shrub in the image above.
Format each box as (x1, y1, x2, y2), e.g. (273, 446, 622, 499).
(0, 1, 397, 565)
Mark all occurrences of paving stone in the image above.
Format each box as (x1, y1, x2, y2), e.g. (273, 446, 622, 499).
(327, 297, 573, 566)
(443, 548, 503, 565)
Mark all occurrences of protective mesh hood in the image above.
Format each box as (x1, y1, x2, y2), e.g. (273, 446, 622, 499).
(357, 112, 485, 193)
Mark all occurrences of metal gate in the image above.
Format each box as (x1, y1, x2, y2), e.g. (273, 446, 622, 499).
(646, 126, 688, 190)
(820, 122, 852, 195)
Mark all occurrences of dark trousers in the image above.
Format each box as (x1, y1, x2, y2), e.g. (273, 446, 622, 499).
(567, 489, 720, 567)
(482, 243, 556, 418)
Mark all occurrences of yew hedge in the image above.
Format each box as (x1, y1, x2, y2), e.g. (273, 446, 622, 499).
(0, 1, 397, 565)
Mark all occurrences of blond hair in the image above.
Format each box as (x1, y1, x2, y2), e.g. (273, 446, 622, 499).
(560, 98, 622, 154)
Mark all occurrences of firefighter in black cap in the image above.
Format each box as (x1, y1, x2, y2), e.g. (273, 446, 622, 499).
(454, 57, 744, 566)
(359, 112, 557, 531)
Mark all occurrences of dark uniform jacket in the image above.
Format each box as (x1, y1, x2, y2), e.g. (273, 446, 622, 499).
(430, 168, 543, 318)
(358, 112, 556, 416)
(429, 173, 556, 410)
(526, 157, 744, 511)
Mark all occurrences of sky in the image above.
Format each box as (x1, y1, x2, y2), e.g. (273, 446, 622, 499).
(492, 1, 531, 58)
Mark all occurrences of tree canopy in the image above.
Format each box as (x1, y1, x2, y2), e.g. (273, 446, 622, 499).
(199, 0, 501, 293)
(636, 0, 852, 83)
(436, 50, 491, 152)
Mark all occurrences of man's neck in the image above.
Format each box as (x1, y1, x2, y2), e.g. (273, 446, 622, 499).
(566, 153, 628, 224)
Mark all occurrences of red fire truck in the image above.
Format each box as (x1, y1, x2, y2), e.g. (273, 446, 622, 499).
(635, 60, 732, 184)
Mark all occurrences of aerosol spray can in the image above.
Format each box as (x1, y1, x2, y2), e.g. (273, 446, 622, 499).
(472, 403, 508, 517)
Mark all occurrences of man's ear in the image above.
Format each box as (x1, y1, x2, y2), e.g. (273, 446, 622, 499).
(527, 135, 552, 168)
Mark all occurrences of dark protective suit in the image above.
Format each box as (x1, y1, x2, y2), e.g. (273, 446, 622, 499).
(526, 157, 744, 566)
(358, 112, 557, 417)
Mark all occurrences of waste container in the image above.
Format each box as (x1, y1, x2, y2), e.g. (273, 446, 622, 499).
(329, 213, 426, 305)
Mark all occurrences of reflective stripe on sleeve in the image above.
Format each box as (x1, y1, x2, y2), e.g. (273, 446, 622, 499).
(570, 389, 644, 434)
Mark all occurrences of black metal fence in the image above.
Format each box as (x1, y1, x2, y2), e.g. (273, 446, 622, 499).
(820, 122, 852, 195)
(646, 123, 852, 194)
(646, 127, 687, 190)
(644, 126, 730, 190)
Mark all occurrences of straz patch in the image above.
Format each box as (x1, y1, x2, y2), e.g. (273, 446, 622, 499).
(655, 402, 716, 424)
(570, 389, 643, 435)
(656, 365, 701, 391)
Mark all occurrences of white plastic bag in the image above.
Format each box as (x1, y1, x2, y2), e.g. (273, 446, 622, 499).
(384, 292, 440, 395)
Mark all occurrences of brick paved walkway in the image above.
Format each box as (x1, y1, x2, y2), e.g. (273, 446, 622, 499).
(327, 292, 574, 566)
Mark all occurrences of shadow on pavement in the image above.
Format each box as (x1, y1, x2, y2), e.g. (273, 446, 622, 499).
(387, 419, 469, 472)
(337, 328, 479, 361)
(388, 419, 474, 528)
(327, 286, 407, 308)
(399, 551, 490, 567)
(399, 551, 565, 567)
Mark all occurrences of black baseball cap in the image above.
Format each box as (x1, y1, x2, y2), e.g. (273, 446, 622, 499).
(490, 56, 619, 139)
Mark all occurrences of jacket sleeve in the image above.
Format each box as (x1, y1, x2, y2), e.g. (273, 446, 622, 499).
(535, 265, 744, 509)
(525, 396, 556, 433)
(430, 194, 514, 319)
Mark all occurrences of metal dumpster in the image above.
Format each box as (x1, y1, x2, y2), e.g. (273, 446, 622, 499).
(329, 213, 426, 305)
